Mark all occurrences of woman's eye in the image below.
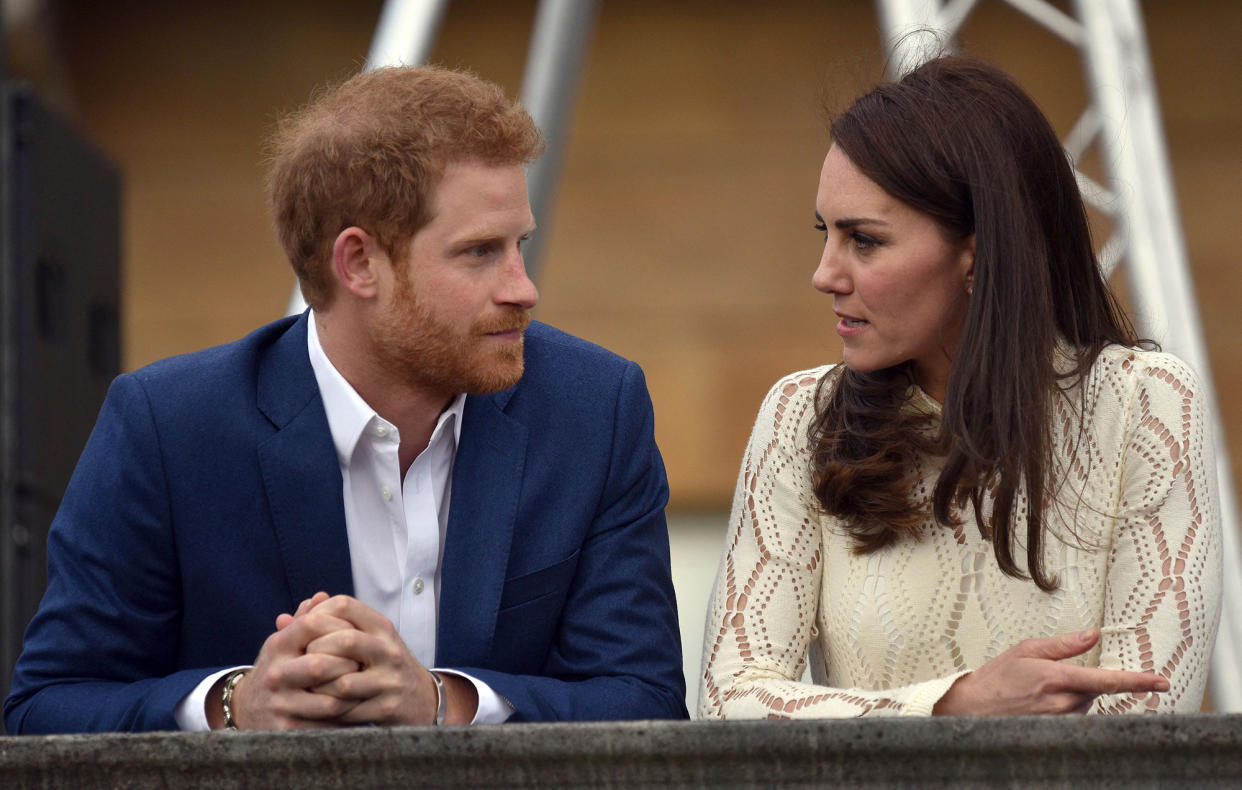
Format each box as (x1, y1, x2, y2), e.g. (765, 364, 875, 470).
(851, 232, 879, 251)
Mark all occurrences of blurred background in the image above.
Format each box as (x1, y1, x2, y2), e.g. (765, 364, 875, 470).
(4, 0, 1240, 714)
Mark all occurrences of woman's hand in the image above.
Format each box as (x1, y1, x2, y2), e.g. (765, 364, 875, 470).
(932, 627, 1170, 715)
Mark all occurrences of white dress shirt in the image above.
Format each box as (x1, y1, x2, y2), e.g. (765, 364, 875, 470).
(174, 313, 512, 729)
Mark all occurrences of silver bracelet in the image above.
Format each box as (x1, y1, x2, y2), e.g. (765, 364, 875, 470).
(429, 670, 447, 726)
(221, 668, 249, 730)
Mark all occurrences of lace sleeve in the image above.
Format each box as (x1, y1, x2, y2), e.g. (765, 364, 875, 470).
(698, 369, 965, 719)
(1092, 352, 1223, 713)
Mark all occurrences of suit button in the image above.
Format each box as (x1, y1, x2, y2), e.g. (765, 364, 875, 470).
(412, 578, 425, 595)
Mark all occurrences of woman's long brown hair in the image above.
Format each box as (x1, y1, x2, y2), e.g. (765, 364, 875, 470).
(810, 56, 1141, 591)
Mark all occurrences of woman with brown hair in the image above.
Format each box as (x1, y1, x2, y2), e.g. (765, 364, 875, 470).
(700, 56, 1221, 717)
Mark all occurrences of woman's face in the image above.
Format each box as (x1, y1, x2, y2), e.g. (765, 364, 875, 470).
(812, 145, 974, 402)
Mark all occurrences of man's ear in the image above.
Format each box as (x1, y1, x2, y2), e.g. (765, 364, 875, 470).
(332, 227, 385, 299)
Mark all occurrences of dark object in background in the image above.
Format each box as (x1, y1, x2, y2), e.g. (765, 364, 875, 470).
(0, 83, 121, 730)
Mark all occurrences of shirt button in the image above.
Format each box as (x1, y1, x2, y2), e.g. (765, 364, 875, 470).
(412, 578, 425, 595)
(375, 424, 388, 437)
(381, 486, 392, 501)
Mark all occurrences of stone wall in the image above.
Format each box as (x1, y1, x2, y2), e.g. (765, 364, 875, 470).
(2, 715, 1240, 789)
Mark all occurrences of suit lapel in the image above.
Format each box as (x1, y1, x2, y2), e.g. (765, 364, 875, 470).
(437, 388, 527, 665)
(255, 313, 354, 601)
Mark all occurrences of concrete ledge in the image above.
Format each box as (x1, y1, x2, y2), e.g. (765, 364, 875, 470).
(2, 714, 1240, 788)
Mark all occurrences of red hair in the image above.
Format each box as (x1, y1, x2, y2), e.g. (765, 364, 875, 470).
(266, 66, 545, 308)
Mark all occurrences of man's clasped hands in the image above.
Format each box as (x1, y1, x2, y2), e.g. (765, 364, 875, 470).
(217, 592, 476, 729)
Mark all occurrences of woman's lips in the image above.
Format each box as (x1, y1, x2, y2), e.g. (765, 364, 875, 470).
(835, 313, 869, 337)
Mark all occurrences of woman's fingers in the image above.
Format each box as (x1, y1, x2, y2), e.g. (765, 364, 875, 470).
(1012, 628, 1099, 662)
(1016, 629, 1169, 695)
(1067, 696, 1096, 715)
(934, 628, 1168, 715)
(1056, 663, 1170, 696)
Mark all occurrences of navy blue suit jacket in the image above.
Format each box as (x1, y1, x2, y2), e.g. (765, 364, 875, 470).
(4, 314, 686, 732)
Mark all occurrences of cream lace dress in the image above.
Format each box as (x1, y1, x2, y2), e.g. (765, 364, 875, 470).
(700, 346, 1221, 717)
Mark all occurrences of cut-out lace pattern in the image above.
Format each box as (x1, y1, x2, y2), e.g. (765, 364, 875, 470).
(699, 346, 1222, 718)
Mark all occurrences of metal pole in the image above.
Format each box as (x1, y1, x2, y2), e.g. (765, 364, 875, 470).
(287, 0, 451, 316)
(877, 0, 946, 76)
(365, 0, 450, 70)
(517, 0, 600, 283)
(1074, 0, 1242, 712)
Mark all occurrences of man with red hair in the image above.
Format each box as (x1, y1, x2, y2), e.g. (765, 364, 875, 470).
(6, 66, 686, 732)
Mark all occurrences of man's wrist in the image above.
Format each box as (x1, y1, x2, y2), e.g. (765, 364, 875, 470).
(428, 670, 447, 725)
(203, 666, 252, 730)
(434, 670, 481, 725)
(220, 668, 249, 729)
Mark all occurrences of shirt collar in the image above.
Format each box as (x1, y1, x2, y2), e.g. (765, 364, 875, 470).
(306, 310, 466, 468)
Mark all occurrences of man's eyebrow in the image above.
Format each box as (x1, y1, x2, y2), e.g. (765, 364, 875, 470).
(452, 232, 501, 246)
(452, 223, 537, 245)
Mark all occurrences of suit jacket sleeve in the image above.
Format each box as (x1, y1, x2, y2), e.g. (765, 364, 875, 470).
(4, 374, 225, 733)
(451, 361, 688, 721)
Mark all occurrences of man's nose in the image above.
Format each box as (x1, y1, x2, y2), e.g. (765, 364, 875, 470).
(499, 250, 539, 309)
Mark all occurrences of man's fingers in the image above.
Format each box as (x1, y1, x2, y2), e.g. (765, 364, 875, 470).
(330, 692, 428, 726)
(274, 591, 335, 632)
(270, 653, 360, 691)
(232, 660, 359, 729)
(296, 592, 332, 618)
(271, 689, 359, 723)
(304, 628, 404, 669)
(311, 670, 382, 700)
(292, 612, 356, 640)
(308, 595, 397, 636)
(267, 612, 358, 656)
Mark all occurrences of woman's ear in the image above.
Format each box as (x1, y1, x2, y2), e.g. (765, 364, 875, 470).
(961, 234, 976, 295)
(332, 226, 385, 300)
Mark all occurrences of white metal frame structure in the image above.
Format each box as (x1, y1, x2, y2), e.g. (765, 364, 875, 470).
(286, 0, 598, 315)
(516, 0, 600, 278)
(876, 0, 1242, 711)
